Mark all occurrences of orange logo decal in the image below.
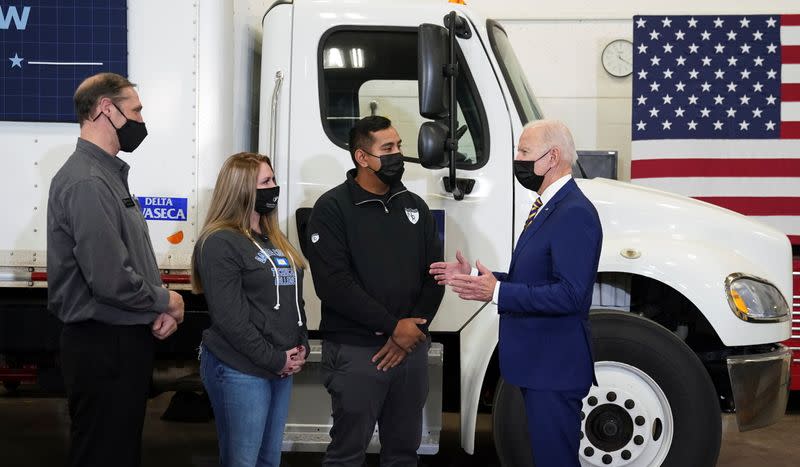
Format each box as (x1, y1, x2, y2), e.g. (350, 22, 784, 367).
(167, 231, 184, 245)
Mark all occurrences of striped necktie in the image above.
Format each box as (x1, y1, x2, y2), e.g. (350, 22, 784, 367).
(524, 197, 543, 231)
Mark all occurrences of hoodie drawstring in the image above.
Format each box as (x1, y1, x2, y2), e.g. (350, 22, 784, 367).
(251, 239, 303, 326)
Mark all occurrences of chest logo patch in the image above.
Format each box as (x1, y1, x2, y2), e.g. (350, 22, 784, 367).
(255, 251, 268, 264)
(405, 208, 419, 224)
(311, 233, 320, 243)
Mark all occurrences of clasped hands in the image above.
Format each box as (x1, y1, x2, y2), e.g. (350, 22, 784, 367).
(371, 317, 428, 372)
(429, 249, 497, 303)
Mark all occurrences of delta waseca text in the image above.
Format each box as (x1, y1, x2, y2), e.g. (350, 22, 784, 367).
(139, 197, 187, 221)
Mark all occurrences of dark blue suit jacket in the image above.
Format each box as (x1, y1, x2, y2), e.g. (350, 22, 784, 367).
(496, 179, 602, 391)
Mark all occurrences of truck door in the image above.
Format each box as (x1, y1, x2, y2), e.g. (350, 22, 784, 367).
(309, 23, 514, 331)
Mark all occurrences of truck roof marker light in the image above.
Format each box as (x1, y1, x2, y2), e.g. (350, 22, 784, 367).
(448, 0, 466, 4)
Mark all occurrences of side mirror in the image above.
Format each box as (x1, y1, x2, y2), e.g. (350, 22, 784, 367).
(418, 121, 449, 169)
(418, 24, 449, 119)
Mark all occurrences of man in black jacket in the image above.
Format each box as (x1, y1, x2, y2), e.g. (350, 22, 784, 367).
(307, 116, 444, 466)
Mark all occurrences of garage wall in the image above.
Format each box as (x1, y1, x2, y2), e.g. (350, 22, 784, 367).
(467, 0, 800, 180)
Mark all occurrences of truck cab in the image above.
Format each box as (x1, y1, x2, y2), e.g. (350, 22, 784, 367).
(259, 1, 792, 465)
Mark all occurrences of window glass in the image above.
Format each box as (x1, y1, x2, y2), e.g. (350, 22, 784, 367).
(320, 29, 487, 168)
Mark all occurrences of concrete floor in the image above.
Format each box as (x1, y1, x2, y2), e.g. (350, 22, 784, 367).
(1, 387, 798, 467)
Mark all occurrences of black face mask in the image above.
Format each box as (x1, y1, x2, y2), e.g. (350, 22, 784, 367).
(513, 149, 552, 193)
(255, 186, 280, 215)
(363, 150, 405, 185)
(94, 103, 148, 153)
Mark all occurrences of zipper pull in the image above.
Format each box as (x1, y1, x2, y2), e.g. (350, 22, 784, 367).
(384, 205, 389, 213)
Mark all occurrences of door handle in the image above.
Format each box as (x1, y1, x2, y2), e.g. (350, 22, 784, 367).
(442, 176, 475, 195)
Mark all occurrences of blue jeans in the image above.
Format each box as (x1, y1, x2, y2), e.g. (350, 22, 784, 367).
(200, 345, 292, 467)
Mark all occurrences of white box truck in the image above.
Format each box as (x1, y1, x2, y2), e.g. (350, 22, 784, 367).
(0, 1, 792, 466)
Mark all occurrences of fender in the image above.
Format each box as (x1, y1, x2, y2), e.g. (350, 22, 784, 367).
(458, 302, 499, 454)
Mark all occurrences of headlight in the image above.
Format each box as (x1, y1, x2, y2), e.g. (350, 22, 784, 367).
(725, 273, 790, 322)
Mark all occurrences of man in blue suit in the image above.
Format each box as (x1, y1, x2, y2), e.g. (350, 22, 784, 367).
(430, 120, 602, 466)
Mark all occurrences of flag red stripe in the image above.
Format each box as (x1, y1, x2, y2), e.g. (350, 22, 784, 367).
(631, 159, 800, 178)
(782, 15, 800, 26)
(781, 122, 800, 138)
(783, 83, 800, 101)
(693, 197, 800, 216)
(784, 46, 800, 65)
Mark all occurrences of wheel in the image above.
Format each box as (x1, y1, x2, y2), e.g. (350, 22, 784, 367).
(492, 377, 534, 466)
(491, 311, 721, 467)
(583, 311, 720, 466)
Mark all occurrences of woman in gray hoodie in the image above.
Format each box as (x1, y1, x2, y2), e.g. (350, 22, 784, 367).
(191, 152, 308, 467)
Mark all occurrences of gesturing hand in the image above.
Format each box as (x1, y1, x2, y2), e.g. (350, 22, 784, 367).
(429, 249, 471, 285)
(449, 260, 497, 303)
(372, 338, 407, 371)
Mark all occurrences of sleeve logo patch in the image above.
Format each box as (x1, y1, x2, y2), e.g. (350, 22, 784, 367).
(311, 233, 320, 243)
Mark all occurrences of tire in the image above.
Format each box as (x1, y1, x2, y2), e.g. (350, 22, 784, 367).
(492, 311, 721, 467)
(493, 378, 535, 466)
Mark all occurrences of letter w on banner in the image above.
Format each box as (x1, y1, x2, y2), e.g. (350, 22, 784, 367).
(631, 15, 800, 244)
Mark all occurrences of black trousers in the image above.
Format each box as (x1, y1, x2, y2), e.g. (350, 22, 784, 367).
(60, 321, 155, 467)
(321, 340, 429, 467)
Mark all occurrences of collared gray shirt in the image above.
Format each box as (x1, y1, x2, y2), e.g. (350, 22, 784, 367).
(46, 138, 169, 325)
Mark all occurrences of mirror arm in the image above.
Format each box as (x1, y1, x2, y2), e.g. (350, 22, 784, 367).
(446, 11, 464, 201)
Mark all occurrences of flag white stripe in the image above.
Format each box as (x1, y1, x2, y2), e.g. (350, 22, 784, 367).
(632, 178, 800, 198)
(781, 25, 800, 46)
(783, 64, 800, 83)
(632, 140, 800, 159)
(782, 102, 800, 121)
(748, 216, 800, 235)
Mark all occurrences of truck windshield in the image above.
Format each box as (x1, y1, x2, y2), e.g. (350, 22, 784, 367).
(487, 20, 543, 124)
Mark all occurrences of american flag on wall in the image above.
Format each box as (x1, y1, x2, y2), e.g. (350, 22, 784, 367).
(631, 15, 800, 244)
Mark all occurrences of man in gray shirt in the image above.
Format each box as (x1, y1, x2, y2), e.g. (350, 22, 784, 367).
(47, 72, 184, 467)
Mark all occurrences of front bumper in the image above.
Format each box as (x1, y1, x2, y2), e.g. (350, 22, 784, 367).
(727, 344, 791, 431)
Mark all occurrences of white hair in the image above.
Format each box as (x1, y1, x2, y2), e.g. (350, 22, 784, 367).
(522, 119, 578, 166)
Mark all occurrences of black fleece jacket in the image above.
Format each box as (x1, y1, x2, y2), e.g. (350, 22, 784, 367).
(306, 169, 444, 346)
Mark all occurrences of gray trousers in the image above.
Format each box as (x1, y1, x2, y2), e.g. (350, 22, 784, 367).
(321, 339, 429, 467)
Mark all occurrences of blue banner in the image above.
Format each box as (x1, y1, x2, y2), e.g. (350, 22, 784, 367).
(138, 197, 188, 222)
(0, 0, 128, 122)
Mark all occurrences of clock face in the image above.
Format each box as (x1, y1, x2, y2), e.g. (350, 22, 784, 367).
(602, 39, 633, 77)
